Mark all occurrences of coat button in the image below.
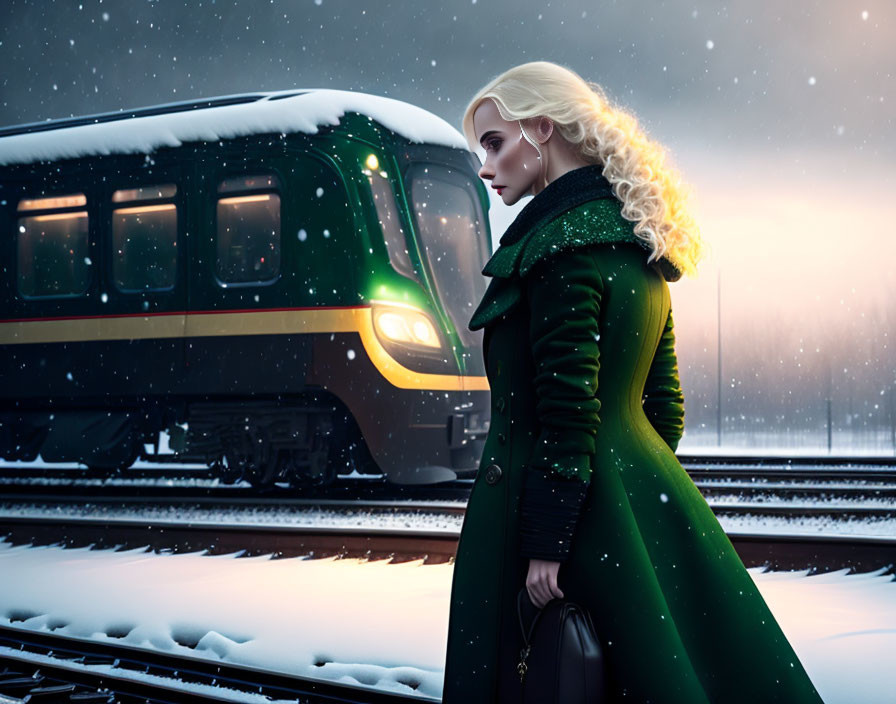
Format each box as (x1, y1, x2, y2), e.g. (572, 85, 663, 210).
(498, 432, 507, 445)
(484, 463, 503, 486)
(496, 397, 506, 412)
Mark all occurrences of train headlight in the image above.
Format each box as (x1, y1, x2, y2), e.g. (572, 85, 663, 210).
(371, 302, 441, 349)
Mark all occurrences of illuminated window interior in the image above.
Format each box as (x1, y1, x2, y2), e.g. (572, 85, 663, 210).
(218, 174, 280, 194)
(16, 192, 90, 297)
(367, 171, 417, 282)
(215, 174, 281, 285)
(112, 184, 177, 203)
(112, 183, 178, 292)
(17, 194, 87, 211)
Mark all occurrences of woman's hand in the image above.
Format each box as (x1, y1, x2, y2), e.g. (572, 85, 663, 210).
(526, 558, 564, 608)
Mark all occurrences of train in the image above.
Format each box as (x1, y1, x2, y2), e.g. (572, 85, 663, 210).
(0, 89, 492, 487)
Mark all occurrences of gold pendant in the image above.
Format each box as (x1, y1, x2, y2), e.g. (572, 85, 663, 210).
(517, 645, 531, 683)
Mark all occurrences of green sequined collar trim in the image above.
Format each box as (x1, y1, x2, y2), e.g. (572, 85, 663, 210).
(468, 198, 683, 331)
(481, 198, 682, 281)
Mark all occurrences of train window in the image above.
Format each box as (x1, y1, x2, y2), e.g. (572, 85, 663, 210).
(112, 184, 177, 203)
(218, 174, 279, 194)
(16, 193, 90, 298)
(18, 194, 87, 211)
(111, 183, 178, 292)
(366, 170, 417, 282)
(216, 174, 281, 285)
(407, 166, 489, 346)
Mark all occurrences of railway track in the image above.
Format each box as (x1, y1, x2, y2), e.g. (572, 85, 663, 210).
(1, 452, 894, 484)
(0, 468, 894, 519)
(0, 455, 893, 572)
(0, 491, 893, 522)
(0, 624, 432, 703)
(0, 461, 893, 702)
(0, 509, 893, 574)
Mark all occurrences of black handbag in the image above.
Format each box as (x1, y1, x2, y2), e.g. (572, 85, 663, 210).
(516, 587, 607, 703)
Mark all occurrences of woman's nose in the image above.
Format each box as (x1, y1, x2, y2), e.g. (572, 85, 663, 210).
(478, 162, 494, 180)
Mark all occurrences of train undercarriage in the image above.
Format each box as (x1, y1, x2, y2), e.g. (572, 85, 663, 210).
(0, 392, 382, 488)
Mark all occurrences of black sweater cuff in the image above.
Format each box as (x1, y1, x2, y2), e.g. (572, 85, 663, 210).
(519, 468, 589, 562)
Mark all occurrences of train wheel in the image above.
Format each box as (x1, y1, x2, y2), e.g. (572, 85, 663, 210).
(6, 423, 47, 462)
(243, 457, 280, 489)
(86, 435, 140, 475)
(285, 430, 336, 489)
(309, 432, 336, 486)
(284, 450, 312, 489)
(218, 429, 263, 486)
(214, 456, 243, 485)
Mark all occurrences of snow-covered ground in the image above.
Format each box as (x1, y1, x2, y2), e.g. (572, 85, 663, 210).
(0, 539, 894, 702)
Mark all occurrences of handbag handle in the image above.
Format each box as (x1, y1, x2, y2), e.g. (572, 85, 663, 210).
(516, 588, 542, 683)
(517, 587, 545, 646)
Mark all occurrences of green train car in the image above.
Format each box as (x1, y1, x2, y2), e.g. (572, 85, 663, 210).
(0, 90, 491, 486)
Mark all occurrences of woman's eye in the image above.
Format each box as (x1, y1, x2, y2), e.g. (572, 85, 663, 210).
(487, 139, 502, 152)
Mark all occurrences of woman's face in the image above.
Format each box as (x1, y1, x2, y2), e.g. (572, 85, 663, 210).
(472, 98, 544, 205)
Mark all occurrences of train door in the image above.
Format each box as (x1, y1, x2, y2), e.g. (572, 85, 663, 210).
(184, 142, 357, 395)
(182, 140, 359, 485)
(184, 148, 294, 394)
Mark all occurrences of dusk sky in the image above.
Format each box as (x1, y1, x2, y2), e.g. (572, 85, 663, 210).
(2, 0, 894, 449)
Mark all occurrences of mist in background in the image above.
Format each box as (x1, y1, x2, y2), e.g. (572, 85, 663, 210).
(2, 0, 894, 454)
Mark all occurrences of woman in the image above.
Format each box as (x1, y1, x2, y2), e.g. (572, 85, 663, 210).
(442, 62, 824, 703)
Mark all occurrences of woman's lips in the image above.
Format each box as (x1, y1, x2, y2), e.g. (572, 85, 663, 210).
(494, 185, 505, 194)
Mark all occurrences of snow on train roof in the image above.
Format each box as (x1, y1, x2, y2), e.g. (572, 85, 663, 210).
(0, 89, 469, 166)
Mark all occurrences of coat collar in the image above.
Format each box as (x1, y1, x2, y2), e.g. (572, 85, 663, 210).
(479, 163, 683, 283)
(468, 165, 683, 331)
(495, 164, 615, 248)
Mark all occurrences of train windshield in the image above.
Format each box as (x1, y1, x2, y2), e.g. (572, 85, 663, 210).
(407, 164, 489, 347)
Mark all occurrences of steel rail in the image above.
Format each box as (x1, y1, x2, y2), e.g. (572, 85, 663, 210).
(0, 491, 892, 519)
(2, 483, 895, 510)
(0, 453, 893, 484)
(0, 624, 433, 703)
(1, 514, 894, 573)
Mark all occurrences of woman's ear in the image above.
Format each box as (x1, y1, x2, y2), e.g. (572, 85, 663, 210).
(533, 116, 554, 144)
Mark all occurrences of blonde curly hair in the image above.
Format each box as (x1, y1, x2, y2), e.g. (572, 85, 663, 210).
(461, 61, 706, 278)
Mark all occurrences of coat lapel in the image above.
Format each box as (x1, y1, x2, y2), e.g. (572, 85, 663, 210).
(468, 275, 524, 331)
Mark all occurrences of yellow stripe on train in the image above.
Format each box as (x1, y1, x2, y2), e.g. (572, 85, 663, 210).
(0, 307, 490, 392)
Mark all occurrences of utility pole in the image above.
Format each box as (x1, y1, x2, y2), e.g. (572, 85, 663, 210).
(826, 358, 833, 454)
(889, 383, 895, 456)
(717, 267, 722, 447)
(826, 398, 833, 454)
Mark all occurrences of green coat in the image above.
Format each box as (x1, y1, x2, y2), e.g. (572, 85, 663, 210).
(442, 168, 824, 703)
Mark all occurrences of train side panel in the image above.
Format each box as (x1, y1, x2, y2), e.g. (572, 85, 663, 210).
(0, 118, 490, 483)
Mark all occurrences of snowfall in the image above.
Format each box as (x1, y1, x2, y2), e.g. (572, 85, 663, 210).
(1, 76, 894, 703)
(0, 520, 893, 703)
